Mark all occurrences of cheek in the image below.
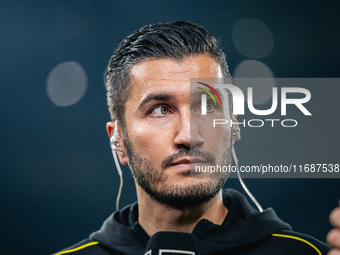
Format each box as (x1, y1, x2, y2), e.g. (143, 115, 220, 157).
(128, 120, 174, 159)
(206, 124, 231, 152)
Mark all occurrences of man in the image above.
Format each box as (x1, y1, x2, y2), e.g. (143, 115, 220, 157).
(53, 21, 340, 255)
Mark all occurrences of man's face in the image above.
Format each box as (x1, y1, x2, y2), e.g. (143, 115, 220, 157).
(120, 55, 232, 208)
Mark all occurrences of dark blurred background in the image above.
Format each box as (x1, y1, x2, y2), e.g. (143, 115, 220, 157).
(0, 0, 339, 254)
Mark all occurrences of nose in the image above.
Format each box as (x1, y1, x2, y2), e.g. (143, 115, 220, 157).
(173, 109, 204, 150)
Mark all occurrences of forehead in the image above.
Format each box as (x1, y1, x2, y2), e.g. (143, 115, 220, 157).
(129, 55, 222, 93)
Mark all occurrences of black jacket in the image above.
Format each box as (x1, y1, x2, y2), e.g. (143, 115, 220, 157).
(53, 189, 330, 255)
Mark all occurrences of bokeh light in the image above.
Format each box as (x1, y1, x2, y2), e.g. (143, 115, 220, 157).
(232, 18, 273, 59)
(46, 61, 88, 107)
(233, 59, 275, 104)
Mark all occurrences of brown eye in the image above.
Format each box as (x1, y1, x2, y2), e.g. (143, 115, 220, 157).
(160, 106, 169, 114)
(150, 105, 171, 116)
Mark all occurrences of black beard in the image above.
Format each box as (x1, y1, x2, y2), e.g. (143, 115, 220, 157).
(123, 131, 230, 209)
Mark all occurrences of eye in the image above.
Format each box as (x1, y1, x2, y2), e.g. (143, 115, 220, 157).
(206, 102, 215, 112)
(193, 100, 216, 114)
(149, 105, 170, 117)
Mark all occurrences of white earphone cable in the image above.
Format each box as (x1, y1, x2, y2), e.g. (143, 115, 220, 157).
(232, 146, 263, 212)
(111, 149, 123, 211)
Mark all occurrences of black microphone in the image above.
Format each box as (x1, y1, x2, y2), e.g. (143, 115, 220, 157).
(144, 231, 199, 255)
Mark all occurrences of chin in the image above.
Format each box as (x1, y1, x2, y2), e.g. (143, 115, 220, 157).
(170, 174, 212, 184)
(166, 176, 221, 192)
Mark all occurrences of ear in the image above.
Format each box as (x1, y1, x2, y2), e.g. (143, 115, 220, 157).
(231, 114, 241, 145)
(106, 121, 129, 165)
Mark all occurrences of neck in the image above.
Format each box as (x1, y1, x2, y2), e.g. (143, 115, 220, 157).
(136, 186, 228, 236)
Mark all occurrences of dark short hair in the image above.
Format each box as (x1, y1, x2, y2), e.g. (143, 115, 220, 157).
(105, 21, 231, 123)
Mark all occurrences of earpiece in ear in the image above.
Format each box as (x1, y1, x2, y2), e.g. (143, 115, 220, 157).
(110, 120, 122, 151)
(232, 126, 241, 141)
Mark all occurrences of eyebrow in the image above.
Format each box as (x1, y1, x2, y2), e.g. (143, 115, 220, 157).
(138, 93, 175, 110)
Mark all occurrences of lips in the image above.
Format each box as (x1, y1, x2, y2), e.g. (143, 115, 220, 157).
(170, 158, 207, 170)
(171, 159, 190, 165)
